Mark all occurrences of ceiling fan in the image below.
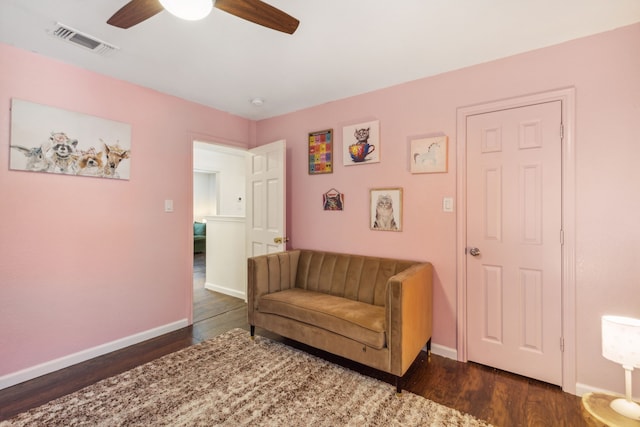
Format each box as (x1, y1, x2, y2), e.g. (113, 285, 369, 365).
(107, 0, 299, 34)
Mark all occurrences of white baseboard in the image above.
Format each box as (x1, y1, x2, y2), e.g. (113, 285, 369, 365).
(577, 383, 640, 400)
(205, 282, 246, 301)
(0, 318, 189, 390)
(576, 383, 606, 397)
(430, 343, 457, 360)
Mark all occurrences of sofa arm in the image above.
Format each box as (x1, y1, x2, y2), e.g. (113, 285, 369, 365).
(386, 262, 433, 376)
(247, 250, 301, 325)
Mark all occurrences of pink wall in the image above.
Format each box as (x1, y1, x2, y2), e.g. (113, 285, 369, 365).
(0, 44, 251, 376)
(1, 22, 639, 396)
(256, 23, 640, 395)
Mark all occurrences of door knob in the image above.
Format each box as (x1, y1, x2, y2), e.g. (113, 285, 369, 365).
(273, 237, 289, 244)
(468, 247, 481, 257)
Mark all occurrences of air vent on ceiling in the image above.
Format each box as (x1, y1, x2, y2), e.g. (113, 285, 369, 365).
(48, 23, 119, 56)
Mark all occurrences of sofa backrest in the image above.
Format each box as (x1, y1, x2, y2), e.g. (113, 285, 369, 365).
(294, 250, 417, 306)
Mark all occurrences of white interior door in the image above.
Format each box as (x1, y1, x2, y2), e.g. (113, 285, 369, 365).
(466, 101, 563, 385)
(246, 140, 287, 257)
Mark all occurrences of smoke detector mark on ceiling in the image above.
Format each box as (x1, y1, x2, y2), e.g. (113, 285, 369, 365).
(48, 23, 119, 56)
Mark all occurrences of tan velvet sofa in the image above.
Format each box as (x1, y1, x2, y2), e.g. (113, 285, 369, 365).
(247, 249, 433, 392)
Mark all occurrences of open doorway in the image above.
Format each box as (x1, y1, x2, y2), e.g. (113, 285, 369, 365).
(192, 141, 248, 323)
(193, 170, 216, 311)
(190, 139, 287, 323)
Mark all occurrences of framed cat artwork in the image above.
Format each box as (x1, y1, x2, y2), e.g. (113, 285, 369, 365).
(342, 120, 380, 166)
(323, 188, 344, 211)
(370, 187, 402, 231)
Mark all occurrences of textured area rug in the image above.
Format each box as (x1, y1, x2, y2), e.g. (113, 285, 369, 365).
(2, 329, 492, 426)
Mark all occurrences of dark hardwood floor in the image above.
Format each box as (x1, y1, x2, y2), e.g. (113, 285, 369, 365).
(193, 252, 245, 324)
(0, 254, 596, 426)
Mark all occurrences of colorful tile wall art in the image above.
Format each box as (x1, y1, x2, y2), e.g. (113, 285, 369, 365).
(308, 129, 333, 174)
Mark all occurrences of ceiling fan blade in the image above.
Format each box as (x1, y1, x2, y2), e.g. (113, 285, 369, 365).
(107, 0, 164, 29)
(214, 0, 299, 34)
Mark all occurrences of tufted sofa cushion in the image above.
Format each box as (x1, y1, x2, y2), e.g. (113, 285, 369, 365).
(259, 288, 386, 349)
(248, 249, 434, 386)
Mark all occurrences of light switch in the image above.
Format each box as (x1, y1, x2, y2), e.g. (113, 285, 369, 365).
(164, 199, 174, 212)
(442, 197, 454, 213)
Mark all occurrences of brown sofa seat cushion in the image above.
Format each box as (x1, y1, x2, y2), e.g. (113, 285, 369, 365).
(258, 288, 386, 349)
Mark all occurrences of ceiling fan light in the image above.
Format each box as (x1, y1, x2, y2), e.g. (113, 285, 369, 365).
(159, 0, 213, 21)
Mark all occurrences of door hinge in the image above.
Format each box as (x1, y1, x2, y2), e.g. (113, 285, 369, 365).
(560, 337, 565, 352)
(560, 229, 565, 245)
(560, 123, 564, 139)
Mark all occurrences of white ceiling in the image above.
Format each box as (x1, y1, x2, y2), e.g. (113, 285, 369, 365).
(1, 1, 639, 120)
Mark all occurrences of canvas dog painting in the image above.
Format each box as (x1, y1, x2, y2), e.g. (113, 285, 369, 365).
(9, 99, 132, 180)
(76, 147, 104, 177)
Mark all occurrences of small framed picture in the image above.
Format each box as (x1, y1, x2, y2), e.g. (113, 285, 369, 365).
(342, 120, 380, 166)
(410, 135, 448, 173)
(308, 129, 333, 174)
(323, 188, 344, 211)
(370, 188, 402, 231)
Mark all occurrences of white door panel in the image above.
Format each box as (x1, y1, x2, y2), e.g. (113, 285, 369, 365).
(246, 140, 286, 257)
(466, 101, 562, 385)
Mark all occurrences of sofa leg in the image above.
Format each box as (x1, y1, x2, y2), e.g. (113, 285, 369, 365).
(427, 338, 432, 356)
(395, 376, 402, 395)
(250, 325, 255, 340)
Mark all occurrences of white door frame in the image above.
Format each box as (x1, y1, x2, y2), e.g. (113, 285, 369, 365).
(189, 140, 250, 322)
(455, 87, 577, 394)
